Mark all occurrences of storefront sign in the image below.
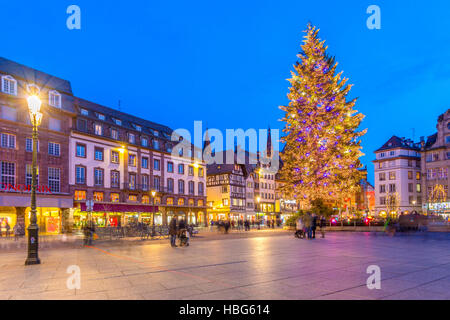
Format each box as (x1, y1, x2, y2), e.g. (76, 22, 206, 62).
(428, 202, 450, 211)
(0, 183, 52, 194)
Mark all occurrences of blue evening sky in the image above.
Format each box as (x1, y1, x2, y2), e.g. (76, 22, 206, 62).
(1, 0, 450, 183)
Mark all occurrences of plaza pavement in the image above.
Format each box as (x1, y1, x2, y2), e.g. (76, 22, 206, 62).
(1, 231, 450, 300)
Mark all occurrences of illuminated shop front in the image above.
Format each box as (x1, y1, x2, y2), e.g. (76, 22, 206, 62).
(0, 190, 73, 235)
(427, 202, 450, 220)
(75, 202, 159, 228)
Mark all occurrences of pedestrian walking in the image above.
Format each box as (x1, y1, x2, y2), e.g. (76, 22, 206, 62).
(178, 218, 186, 245)
(5, 221, 11, 238)
(311, 214, 317, 239)
(319, 215, 326, 238)
(304, 212, 312, 239)
(169, 217, 178, 247)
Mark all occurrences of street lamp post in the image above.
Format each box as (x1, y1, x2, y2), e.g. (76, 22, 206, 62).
(25, 94, 43, 266)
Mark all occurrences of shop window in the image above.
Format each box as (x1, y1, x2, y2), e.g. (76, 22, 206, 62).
(74, 190, 86, 201)
(93, 192, 104, 202)
(142, 195, 150, 204)
(110, 193, 120, 203)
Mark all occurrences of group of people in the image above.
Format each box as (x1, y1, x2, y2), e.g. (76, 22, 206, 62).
(169, 217, 192, 247)
(296, 213, 326, 239)
(210, 218, 281, 233)
(0, 220, 26, 240)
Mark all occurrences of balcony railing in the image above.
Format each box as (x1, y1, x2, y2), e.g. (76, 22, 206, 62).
(122, 183, 150, 191)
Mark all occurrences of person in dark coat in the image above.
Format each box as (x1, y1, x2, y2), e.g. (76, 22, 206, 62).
(311, 214, 318, 239)
(169, 217, 178, 247)
(319, 215, 326, 238)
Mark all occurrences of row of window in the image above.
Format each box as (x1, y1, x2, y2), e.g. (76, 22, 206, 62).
(426, 168, 448, 180)
(74, 166, 205, 195)
(379, 196, 422, 206)
(1, 133, 61, 156)
(74, 189, 205, 206)
(79, 108, 170, 139)
(78, 119, 175, 152)
(379, 183, 421, 194)
(75, 143, 204, 175)
(1, 76, 62, 108)
(0, 162, 61, 193)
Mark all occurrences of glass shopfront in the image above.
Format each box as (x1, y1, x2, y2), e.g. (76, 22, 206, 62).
(25, 207, 62, 234)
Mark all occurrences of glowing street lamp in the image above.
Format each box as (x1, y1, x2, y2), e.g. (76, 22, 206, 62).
(25, 93, 42, 266)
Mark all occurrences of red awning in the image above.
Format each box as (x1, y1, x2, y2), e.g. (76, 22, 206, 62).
(79, 202, 158, 213)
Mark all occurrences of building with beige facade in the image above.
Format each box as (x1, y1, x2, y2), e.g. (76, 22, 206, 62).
(420, 109, 450, 219)
(373, 136, 422, 217)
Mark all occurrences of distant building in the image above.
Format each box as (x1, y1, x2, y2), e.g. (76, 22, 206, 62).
(420, 109, 450, 219)
(373, 136, 422, 217)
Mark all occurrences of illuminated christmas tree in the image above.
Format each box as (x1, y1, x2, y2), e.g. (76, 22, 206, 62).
(279, 24, 366, 206)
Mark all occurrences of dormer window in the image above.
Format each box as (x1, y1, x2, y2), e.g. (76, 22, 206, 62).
(97, 113, 105, 121)
(1, 75, 17, 95)
(80, 108, 89, 116)
(113, 118, 122, 126)
(49, 90, 61, 108)
(153, 130, 159, 137)
(153, 139, 160, 150)
(132, 124, 142, 132)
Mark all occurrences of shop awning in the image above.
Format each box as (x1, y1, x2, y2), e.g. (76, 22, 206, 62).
(79, 202, 158, 213)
